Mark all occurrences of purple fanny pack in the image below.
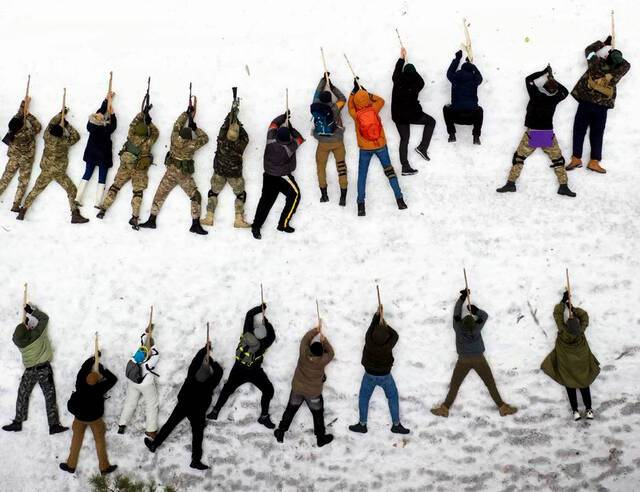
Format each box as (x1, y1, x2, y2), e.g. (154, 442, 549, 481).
(528, 130, 555, 148)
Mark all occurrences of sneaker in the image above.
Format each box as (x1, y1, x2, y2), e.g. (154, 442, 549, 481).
(144, 437, 157, 453)
(319, 187, 329, 203)
(348, 422, 368, 434)
(190, 460, 209, 471)
(189, 219, 208, 235)
(274, 429, 285, 443)
(585, 409, 594, 420)
(496, 181, 516, 193)
(566, 156, 583, 171)
(101, 465, 118, 476)
(415, 146, 430, 161)
(339, 188, 347, 207)
(573, 411, 582, 421)
(473, 136, 481, 145)
(258, 414, 275, 429)
(117, 425, 126, 434)
(317, 434, 334, 447)
(59, 463, 75, 474)
(277, 225, 295, 233)
(391, 423, 410, 434)
(2, 421, 22, 432)
(401, 165, 418, 176)
(499, 404, 518, 417)
(430, 404, 449, 418)
(139, 214, 157, 229)
(357, 203, 366, 217)
(207, 409, 219, 420)
(396, 198, 408, 210)
(557, 184, 576, 198)
(251, 228, 262, 240)
(448, 134, 457, 143)
(49, 424, 69, 435)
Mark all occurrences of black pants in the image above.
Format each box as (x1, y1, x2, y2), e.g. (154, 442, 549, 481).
(153, 403, 206, 461)
(443, 105, 483, 137)
(566, 386, 592, 411)
(213, 363, 274, 416)
(277, 392, 326, 437)
(252, 173, 301, 231)
(14, 362, 60, 427)
(572, 101, 608, 161)
(394, 112, 436, 166)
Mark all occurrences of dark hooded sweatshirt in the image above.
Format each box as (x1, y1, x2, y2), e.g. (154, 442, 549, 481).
(263, 114, 304, 176)
(68, 357, 118, 422)
(524, 70, 568, 130)
(361, 312, 399, 375)
(453, 296, 488, 357)
(391, 58, 425, 123)
(177, 347, 223, 414)
(447, 57, 483, 111)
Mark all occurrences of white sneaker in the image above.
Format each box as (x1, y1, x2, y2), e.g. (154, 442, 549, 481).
(573, 411, 582, 421)
(585, 409, 594, 420)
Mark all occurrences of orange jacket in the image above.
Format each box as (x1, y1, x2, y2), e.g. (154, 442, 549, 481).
(348, 90, 387, 150)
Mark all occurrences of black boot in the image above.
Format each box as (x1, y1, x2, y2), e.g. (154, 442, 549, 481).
(415, 146, 430, 161)
(473, 135, 481, 145)
(59, 463, 75, 474)
(277, 225, 295, 233)
(2, 421, 22, 432)
(401, 164, 418, 176)
(139, 214, 157, 229)
(251, 227, 261, 240)
(397, 198, 408, 210)
(71, 209, 89, 224)
(357, 202, 366, 217)
(348, 422, 368, 434)
(274, 428, 285, 443)
(258, 414, 275, 429)
(101, 465, 118, 476)
(391, 423, 410, 434)
(557, 184, 576, 198)
(96, 208, 106, 219)
(206, 408, 219, 420)
(129, 216, 139, 230)
(117, 425, 126, 434)
(190, 460, 209, 471)
(16, 207, 26, 221)
(49, 424, 69, 435)
(448, 134, 457, 143)
(189, 218, 208, 235)
(144, 437, 157, 453)
(339, 188, 347, 207)
(316, 434, 334, 447)
(10, 203, 20, 213)
(320, 187, 329, 203)
(496, 181, 516, 193)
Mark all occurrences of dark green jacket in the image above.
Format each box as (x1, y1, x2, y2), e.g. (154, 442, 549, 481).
(213, 110, 249, 178)
(541, 303, 600, 388)
(12, 309, 53, 368)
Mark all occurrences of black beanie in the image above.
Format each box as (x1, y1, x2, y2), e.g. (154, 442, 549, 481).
(8, 117, 23, 133)
(49, 124, 63, 137)
(310, 341, 324, 357)
(276, 126, 291, 143)
(179, 127, 192, 140)
(319, 91, 332, 104)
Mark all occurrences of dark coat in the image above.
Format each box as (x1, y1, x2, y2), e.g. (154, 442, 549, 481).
(452, 296, 487, 357)
(83, 99, 117, 167)
(68, 357, 118, 422)
(177, 347, 223, 414)
(447, 56, 483, 111)
(213, 110, 249, 178)
(263, 114, 303, 176)
(391, 59, 425, 123)
(236, 305, 276, 369)
(361, 312, 399, 375)
(291, 328, 334, 397)
(524, 70, 568, 130)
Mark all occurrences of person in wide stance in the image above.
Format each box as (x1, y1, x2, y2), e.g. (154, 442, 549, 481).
(541, 291, 599, 421)
(431, 289, 517, 418)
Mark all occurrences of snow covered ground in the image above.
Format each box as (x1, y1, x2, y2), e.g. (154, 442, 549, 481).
(0, 0, 639, 490)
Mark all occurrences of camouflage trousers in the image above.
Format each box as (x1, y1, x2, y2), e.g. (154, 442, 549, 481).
(150, 165, 201, 219)
(0, 157, 33, 207)
(14, 363, 61, 427)
(508, 132, 568, 185)
(316, 141, 348, 189)
(207, 173, 246, 215)
(23, 167, 78, 212)
(101, 162, 149, 217)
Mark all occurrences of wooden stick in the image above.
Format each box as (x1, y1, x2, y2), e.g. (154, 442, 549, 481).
(463, 268, 472, 312)
(60, 88, 66, 128)
(463, 18, 474, 62)
(395, 28, 405, 49)
(565, 268, 574, 315)
(316, 299, 321, 325)
(260, 283, 266, 325)
(205, 322, 211, 365)
(23, 75, 31, 117)
(22, 283, 28, 324)
(321, 47, 329, 84)
(92, 332, 100, 374)
(285, 88, 289, 125)
(611, 10, 616, 49)
(107, 71, 113, 116)
(144, 306, 154, 350)
(343, 54, 361, 89)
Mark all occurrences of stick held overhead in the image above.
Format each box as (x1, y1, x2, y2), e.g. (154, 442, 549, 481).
(565, 268, 574, 314)
(463, 268, 472, 312)
(22, 283, 28, 324)
(343, 54, 361, 89)
(611, 10, 616, 49)
(462, 18, 474, 62)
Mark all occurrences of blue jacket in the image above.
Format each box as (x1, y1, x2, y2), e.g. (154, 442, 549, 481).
(452, 296, 487, 356)
(447, 56, 483, 111)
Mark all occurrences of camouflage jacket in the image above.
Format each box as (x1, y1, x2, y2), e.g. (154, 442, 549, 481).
(40, 114, 80, 171)
(168, 112, 209, 169)
(213, 110, 249, 178)
(120, 112, 159, 170)
(7, 113, 42, 161)
(571, 40, 631, 109)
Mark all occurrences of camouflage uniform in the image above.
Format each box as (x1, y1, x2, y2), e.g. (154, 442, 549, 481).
(149, 113, 208, 219)
(100, 112, 159, 217)
(207, 110, 249, 216)
(22, 114, 81, 212)
(0, 112, 42, 208)
(509, 132, 568, 185)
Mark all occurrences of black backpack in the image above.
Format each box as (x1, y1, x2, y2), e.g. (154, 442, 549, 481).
(125, 360, 144, 384)
(310, 102, 336, 136)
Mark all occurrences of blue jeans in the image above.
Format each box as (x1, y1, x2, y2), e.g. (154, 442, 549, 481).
(357, 146, 402, 204)
(82, 162, 109, 184)
(358, 372, 400, 425)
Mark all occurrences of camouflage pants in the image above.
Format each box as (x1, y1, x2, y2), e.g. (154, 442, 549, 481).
(14, 363, 61, 427)
(207, 173, 246, 215)
(316, 141, 348, 189)
(508, 132, 568, 185)
(150, 165, 201, 219)
(101, 162, 149, 217)
(0, 157, 33, 206)
(23, 167, 78, 212)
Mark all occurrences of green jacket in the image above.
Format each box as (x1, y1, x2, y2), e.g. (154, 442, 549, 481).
(540, 303, 600, 388)
(12, 309, 53, 368)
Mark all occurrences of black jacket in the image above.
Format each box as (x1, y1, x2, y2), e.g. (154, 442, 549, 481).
(391, 59, 425, 123)
(524, 70, 568, 130)
(263, 114, 303, 176)
(361, 312, 399, 375)
(177, 347, 223, 413)
(83, 99, 117, 167)
(447, 56, 483, 110)
(68, 357, 117, 422)
(452, 296, 488, 357)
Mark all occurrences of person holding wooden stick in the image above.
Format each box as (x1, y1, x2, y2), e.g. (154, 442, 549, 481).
(145, 344, 222, 470)
(274, 325, 335, 447)
(431, 289, 517, 418)
(349, 304, 410, 435)
(541, 290, 599, 421)
(496, 65, 576, 198)
(3, 303, 68, 435)
(60, 353, 118, 475)
(391, 47, 435, 174)
(207, 303, 276, 428)
(0, 84, 42, 212)
(566, 35, 630, 174)
(251, 109, 304, 239)
(17, 102, 89, 224)
(443, 50, 483, 144)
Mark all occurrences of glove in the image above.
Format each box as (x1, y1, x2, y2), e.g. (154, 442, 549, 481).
(455, 50, 463, 58)
(144, 113, 152, 125)
(261, 303, 267, 311)
(469, 305, 479, 315)
(352, 77, 360, 93)
(24, 304, 34, 314)
(459, 289, 469, 298)
(561, 290, 570, 304)
(188, 118, 197, 130)
(604, 35, 613, 46)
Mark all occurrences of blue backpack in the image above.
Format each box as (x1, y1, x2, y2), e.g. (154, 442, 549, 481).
(310, 102, 336, 136)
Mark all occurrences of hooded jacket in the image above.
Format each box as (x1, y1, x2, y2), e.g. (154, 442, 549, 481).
(68, 357, 118, 422)
(214, 109, 249, 178)
(452, 296, 488, 357)
(312, 77, 347, 143)
(291, 328, 334, 397)
(348, 90, 387, 150)
(12, 309, 52, 368)
(361, 312, 399, 375)
(234, 305, 276, 369)
(83, 99, 117, 167)
(447, 56, 483, 111)
(391, 58, 425, 123)
(177, 347, 222, 413)
(263, 114, 304, 176)
(524, 70, 568, 130)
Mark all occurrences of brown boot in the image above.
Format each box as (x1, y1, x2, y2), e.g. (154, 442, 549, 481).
(145, 431, 157, 439)
(565, 156, 583, 171)
(587, 160, 606, 174)
(10, 202, 21, 213)
(16, 207, 27, 220)
(201, 210, 214, 226)
(71, 209, 89, 224)
(499, 403, 518, 417)
(430, 404, 449, 418)
(234, 213, 251, 228)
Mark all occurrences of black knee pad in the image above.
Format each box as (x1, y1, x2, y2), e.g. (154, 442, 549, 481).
(110, 184, 121, 193)
(337, 161, 347, 176)
(132, 190, 143, 198)
(235, 191, 247, 202)
(550, 156, 566, 168)
(208, 189, 219, 198)
(512, 153, 525, 165)
(191, 190, 202, 204)
(383, 166, 397, 179)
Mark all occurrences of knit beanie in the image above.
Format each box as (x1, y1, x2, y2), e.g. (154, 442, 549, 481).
(310, 341, 324, 357)
(462, 315, 476, 331)
(49, 124, 63, 137)
(319, 91, 332, 104)
(133, 347, 148, 363)
(276, 126, 291, 143)
(8, 117, 23, 133)
(403, 64, 416, 74)
(179, 127, 193, 140)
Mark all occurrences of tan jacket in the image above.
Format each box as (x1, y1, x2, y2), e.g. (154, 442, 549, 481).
(291, 328, 334, 397)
